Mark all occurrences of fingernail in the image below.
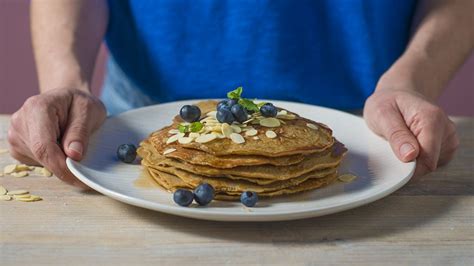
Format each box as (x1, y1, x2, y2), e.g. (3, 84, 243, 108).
(400, 143, 415, 159)
(68, 141, 83, 155)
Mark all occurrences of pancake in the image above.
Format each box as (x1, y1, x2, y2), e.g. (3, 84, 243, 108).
(155, 100, 335, 157)
(144, 134, 307, 168)
(149, 167, 337, 200)
(139, 137, 345, 181)
(148, 168, 338, 200)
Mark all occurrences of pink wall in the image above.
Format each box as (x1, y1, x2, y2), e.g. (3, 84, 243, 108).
(1, 0, 473, 115)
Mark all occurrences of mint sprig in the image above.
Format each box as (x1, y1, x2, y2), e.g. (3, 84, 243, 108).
(227, 86, 243, 100)
(178, 122, 203, 133)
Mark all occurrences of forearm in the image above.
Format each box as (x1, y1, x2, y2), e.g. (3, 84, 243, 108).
(31, 0, 108, 93)
(377, 0, 474, 101)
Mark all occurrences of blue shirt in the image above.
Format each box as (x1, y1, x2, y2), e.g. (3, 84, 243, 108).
(105, 0, 415, 111)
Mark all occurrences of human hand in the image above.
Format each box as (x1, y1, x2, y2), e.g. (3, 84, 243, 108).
(8, 88, 106, 186)
(363, 89, 459, 177)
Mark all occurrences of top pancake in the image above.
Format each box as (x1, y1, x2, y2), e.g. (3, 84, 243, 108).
(151, 100, 335, 157)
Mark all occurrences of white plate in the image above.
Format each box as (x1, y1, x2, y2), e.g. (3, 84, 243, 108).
(67, 100, 415, 222)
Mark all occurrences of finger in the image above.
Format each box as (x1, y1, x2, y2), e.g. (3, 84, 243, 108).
(375, 105, 420, 162)
(415, 119, 444, 174)
(438, 130, 459, 166)
(61, 96, 105, 161)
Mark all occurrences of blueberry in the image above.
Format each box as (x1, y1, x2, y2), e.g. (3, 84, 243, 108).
(240, 191, 258, 207)
(217, 100, 229, 112)
(173, 189, 194, 207)
(231, 104, 248, 123)
(217, 99, 238, 112)
(260, 103, 277, 117)
(180, 105, 201, 122)
(117, 144, 137, 163)
(216, 108, 235, 124)
(194, 183, 215, 206)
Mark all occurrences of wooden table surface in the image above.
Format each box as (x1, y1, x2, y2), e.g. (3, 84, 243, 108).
(0, 115, 472, 265)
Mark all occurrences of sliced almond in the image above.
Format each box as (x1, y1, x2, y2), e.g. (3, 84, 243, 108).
(306, 123, 319, 130)
(221, 123, 233, 138)
(0, 148, 9, 154)
(13, 194, 31, 199)
(252, 136, 260, 140)
(0, 195, 12, 201)
(163, 148, 177, 155)
(230, 125, 242, 133)
(168, 129, 181, 134)
(245, 129, 258, 137)
(265, 130, 277, 139)
(338, 174, 357, 183)
(15, 195, 42, 202)
(215, 133, 226, 139)
(11, 171, 28, 178)
(241, 126, 255, 131)
(259, 118, 281, 128)
(195, 133, 217, 143)
(277, 110, 288, 116)
(242, 118, 254, 124)
(3, 164, 17, 174)
(41, 168, 53, 177)
(189, 132, 200, 139)
(166, 134, 180, 144)
(0, 185, 7, 195)
(7, 190, 29, 196)
(230, 133, 245, 144)
(0, 172, 3, 177)
(178, 137, 193, 144)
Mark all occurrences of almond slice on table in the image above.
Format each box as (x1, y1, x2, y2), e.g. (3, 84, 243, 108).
(11, 171, 28, 178)
(7, 189, 29, 196)
(0, 148, 9, 154)
(0, 185, 7, 195)
(0, 195, 12, 201)
(3, 164, 17, 175)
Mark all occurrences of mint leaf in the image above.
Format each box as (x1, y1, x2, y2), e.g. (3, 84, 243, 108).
(238, 98, 259, 112)
(227, 86, 243, 99)
(256, 101, 267, 108)
(189, 122, 203, 132)
(178, 124, 188, 133)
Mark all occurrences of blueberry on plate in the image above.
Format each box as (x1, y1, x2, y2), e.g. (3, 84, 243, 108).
(240, 191, 258, 207)
(180, 105, 201, 122)
(173, 189, 194, 207)
(260, 103, 277, 117)
(231, 104, 248, 123)
(117, 144, 137, 163)
(194, 183, 215, 206)
(216, 108, 235, 124)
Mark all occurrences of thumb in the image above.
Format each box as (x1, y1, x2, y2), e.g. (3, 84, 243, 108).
(372, 107, 420, 162)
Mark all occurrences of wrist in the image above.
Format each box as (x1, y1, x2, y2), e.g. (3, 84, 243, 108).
(376, 51, 444, 101)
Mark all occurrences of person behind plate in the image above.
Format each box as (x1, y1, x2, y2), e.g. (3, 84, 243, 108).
(8, 0, 471, 186)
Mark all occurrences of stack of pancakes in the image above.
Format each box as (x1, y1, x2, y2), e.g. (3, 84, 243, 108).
(137, 101, 347, 200)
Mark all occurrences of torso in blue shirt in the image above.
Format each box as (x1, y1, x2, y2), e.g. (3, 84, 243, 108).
(106, 0, 415, 110)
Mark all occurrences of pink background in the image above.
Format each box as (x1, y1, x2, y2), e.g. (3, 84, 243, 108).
(1, 0, 473, 115)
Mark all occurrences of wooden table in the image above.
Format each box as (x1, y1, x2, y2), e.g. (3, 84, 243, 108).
(0, 114, 472, 265)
